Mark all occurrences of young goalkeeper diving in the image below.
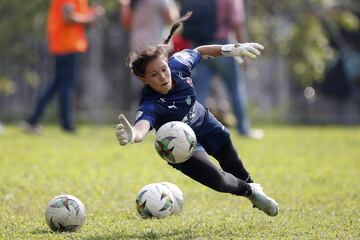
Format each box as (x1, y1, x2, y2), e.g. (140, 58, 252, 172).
(115, 12, 279, 216)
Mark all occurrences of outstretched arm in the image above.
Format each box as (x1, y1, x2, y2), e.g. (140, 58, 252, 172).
(195, 45, 223, 58)
(115, 114, 151, 146)
(195, 43, 264, 64)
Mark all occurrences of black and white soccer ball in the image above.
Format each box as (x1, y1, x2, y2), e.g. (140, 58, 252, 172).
(45, 194, 86, 232)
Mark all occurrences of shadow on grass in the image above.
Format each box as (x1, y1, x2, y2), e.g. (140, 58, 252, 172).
(31, 227, 83, 236)
(83, 228, 196, 240)
(31, 227, 55, 235)
(30, 226, 198, 239)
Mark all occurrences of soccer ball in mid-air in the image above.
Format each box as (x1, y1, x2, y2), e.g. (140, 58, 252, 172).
(155, 121, 197, 164)
(135, 183, 174, 219)
(159, 182, 184, 214)
(45, 194, 86, 232)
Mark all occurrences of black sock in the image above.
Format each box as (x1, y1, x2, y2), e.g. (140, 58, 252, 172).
(245, 175, 254, 183)
(238, 180, 252, 196)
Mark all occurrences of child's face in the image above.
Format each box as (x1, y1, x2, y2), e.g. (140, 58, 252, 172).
(140, 57, 172, 94)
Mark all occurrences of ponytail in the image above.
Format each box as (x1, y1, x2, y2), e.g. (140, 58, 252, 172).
(163, 11, 192, 45)
(127, 12, 193, 77)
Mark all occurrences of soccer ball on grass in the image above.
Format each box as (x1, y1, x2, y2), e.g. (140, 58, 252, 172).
(44, 194, 86, 232)
(155, 121, 197, 164)
(135, 183, 174, 219)
(159, 182, 184, 214)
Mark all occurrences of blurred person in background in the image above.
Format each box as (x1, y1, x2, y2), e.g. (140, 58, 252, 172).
(119, 0, 179, 109)
(22, 0, 105, 133)
(178, 0, 264, 139)
(316, 8, 360, 100)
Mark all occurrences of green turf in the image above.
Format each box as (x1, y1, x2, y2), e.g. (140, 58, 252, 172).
(0, 124, 359, 239)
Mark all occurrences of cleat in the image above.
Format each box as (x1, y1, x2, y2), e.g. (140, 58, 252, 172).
(247, 183, 279, 216)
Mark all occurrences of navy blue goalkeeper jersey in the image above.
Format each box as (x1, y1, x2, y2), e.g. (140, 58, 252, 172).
(135, 49, 229, 155)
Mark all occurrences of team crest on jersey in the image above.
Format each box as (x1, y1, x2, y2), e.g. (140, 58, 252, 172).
(185, 96, 191, 105)
(186, 77, 193, 87)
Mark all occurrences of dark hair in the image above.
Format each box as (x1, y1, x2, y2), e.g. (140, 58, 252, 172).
(127, 12, 192, 77)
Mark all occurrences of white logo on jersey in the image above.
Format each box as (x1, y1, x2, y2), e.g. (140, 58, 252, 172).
(168, 102, 177, 110)
(159, 98, 177, 110)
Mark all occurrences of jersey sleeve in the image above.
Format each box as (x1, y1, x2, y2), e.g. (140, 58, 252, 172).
(168, 49, 202, 77)
(134, 102, 157, 129)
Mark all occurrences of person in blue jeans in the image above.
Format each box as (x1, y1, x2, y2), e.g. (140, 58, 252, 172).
(193, 41, 252, 136)
(115, 13, 279, 216)
(180, 0, 264, 139)
(25, 54, 79, 132)
(23, 0, 104, 133)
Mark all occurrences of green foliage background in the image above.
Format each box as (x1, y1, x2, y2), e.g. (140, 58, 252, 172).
(247, 0, 359, 85)
(0, 0, 359, 94)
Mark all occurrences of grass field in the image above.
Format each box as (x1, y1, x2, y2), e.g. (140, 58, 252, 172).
(0, 124, 359, 239)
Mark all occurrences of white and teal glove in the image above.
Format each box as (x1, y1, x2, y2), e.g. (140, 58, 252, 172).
(115, 114, 135, 146)
(221, 43, 264, 65)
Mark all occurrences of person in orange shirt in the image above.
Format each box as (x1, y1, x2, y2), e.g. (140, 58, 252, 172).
(23, 0, 104, 133)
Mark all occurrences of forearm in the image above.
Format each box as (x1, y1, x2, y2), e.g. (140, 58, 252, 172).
(116, 115, 150, 146)
(65, 12, 96, 24)
(194, 45, 223, 58)
(132, 128, 147, 143)
(132, 120, 151, 143)
(63, 4, 97, 24)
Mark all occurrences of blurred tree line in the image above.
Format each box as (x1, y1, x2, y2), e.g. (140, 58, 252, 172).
(0, 0, 118, 96)
(247, 0, 359, 87)
(0, 0, 358, 116)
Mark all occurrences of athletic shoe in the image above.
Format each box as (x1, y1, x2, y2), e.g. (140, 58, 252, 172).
(242, 129, 264, 140)
(247, 183, 279, 216)
(20, 121, 42, 134)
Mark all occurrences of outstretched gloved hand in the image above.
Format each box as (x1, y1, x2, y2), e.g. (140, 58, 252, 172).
(115, 114, 135, 146)
(221, 43, 264, 65)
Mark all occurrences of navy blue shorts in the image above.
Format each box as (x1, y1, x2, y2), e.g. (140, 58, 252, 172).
(194, 110, 230, 156)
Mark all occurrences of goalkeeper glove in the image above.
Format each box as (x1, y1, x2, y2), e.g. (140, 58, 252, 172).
(115, 114, 135, 146)
(221, 43, 264, 65)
